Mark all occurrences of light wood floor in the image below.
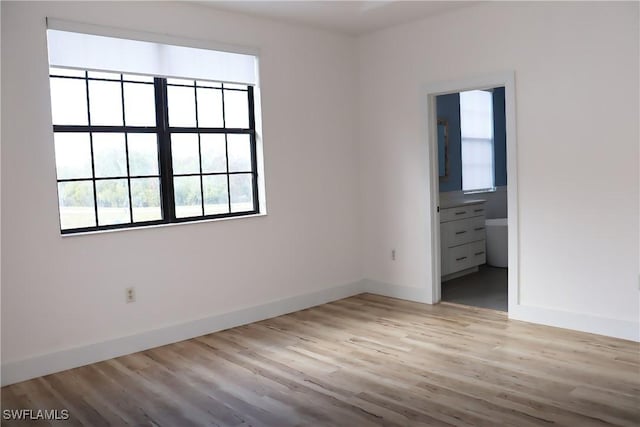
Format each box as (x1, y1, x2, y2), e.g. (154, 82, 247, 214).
(2, 294, 639, 426)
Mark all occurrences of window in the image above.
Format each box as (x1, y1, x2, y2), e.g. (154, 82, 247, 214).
(49, 68, 258, 233)
(460, 90, 495, 192)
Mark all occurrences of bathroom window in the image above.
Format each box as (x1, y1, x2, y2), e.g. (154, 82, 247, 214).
(460, 90, 495, 192)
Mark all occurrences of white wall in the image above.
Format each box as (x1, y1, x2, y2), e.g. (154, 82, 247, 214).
(1, 1, 360, 369)
(358, 2, 639, 334)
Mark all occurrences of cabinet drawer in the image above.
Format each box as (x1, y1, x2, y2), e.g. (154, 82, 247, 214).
(440, 231, 448, 275)
(444, 217, 485, 248)
(471, 216, 486, 242)
(447, 245, 473, 273)
(446, 240, 487, 274)
(446, 218, 473, 247)
(441, 203, 486, 222)
(441, 206, 474, 222)
(469, 205, 486, 217)
(470, 240, 486, 265)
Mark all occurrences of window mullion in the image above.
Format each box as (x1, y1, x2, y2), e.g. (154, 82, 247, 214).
(155, 78, 176, 222)
(121, 74, 134, 224)
(248, 86, 259, 213)
(194, 81, 205, 216)
(221, 84, 232, 213)
(84, 71, 99, 227)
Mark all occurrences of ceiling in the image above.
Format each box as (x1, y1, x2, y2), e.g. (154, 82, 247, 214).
(195, 1, 478, 36)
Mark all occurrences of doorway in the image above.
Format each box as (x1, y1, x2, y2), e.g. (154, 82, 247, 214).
(425, 72, 519, 313)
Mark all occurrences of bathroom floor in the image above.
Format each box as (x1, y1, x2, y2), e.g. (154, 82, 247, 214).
(441, 265, 508, 311)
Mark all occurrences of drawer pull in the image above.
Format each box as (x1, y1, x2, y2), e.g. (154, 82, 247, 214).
(456, 256, 467, 261)
(474, 251, 485, 256)
(455, 231, 467, 235)
(474, 208, 484, 213)
(455, 211, 467, 215)
(474, 227, 485, 231)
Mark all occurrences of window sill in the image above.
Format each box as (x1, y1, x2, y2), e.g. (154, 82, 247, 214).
(60, 211, 268, 238)
(463, 187, 496, 195)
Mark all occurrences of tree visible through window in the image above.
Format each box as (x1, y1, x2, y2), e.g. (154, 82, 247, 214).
(49, 68, 258, 233)
(460, 90, 495, 192)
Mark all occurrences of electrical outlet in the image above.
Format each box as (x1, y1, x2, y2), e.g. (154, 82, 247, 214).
(391, 249, 396, 261)
(126, 287, 136, 303)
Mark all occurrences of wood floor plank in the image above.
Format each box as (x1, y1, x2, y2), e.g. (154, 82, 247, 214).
(2, 294, 639, 426)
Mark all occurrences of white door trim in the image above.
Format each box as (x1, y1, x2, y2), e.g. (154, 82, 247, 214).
(422, 71, 519, 311)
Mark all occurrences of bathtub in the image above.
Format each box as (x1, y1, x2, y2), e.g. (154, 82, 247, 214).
(485, 218, 508, 268)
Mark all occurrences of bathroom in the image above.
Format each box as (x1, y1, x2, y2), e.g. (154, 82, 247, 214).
(437, 87, 508, 311)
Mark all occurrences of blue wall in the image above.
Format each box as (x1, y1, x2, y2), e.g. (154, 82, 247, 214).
(437, 93, 462, 192)
(493, 87, 507, 187)
(437, 87, 507, 192)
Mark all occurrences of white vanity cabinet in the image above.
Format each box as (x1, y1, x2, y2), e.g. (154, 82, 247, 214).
(440, 201, 486, 278)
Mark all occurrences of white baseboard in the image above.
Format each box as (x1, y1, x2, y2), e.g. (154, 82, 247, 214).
(362, 279, 432, 304)
(510, 304, 639, 342)
(4, 279, 637, 386)
(363, 279, 639, 342)
(1, 280, 366, 387)
(362, 279, 639, 342)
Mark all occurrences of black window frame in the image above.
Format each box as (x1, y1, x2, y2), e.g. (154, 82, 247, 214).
(50, 69, 259, 234)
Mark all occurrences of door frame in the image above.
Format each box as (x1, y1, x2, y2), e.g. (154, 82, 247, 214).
(423, 71, 519, 311)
